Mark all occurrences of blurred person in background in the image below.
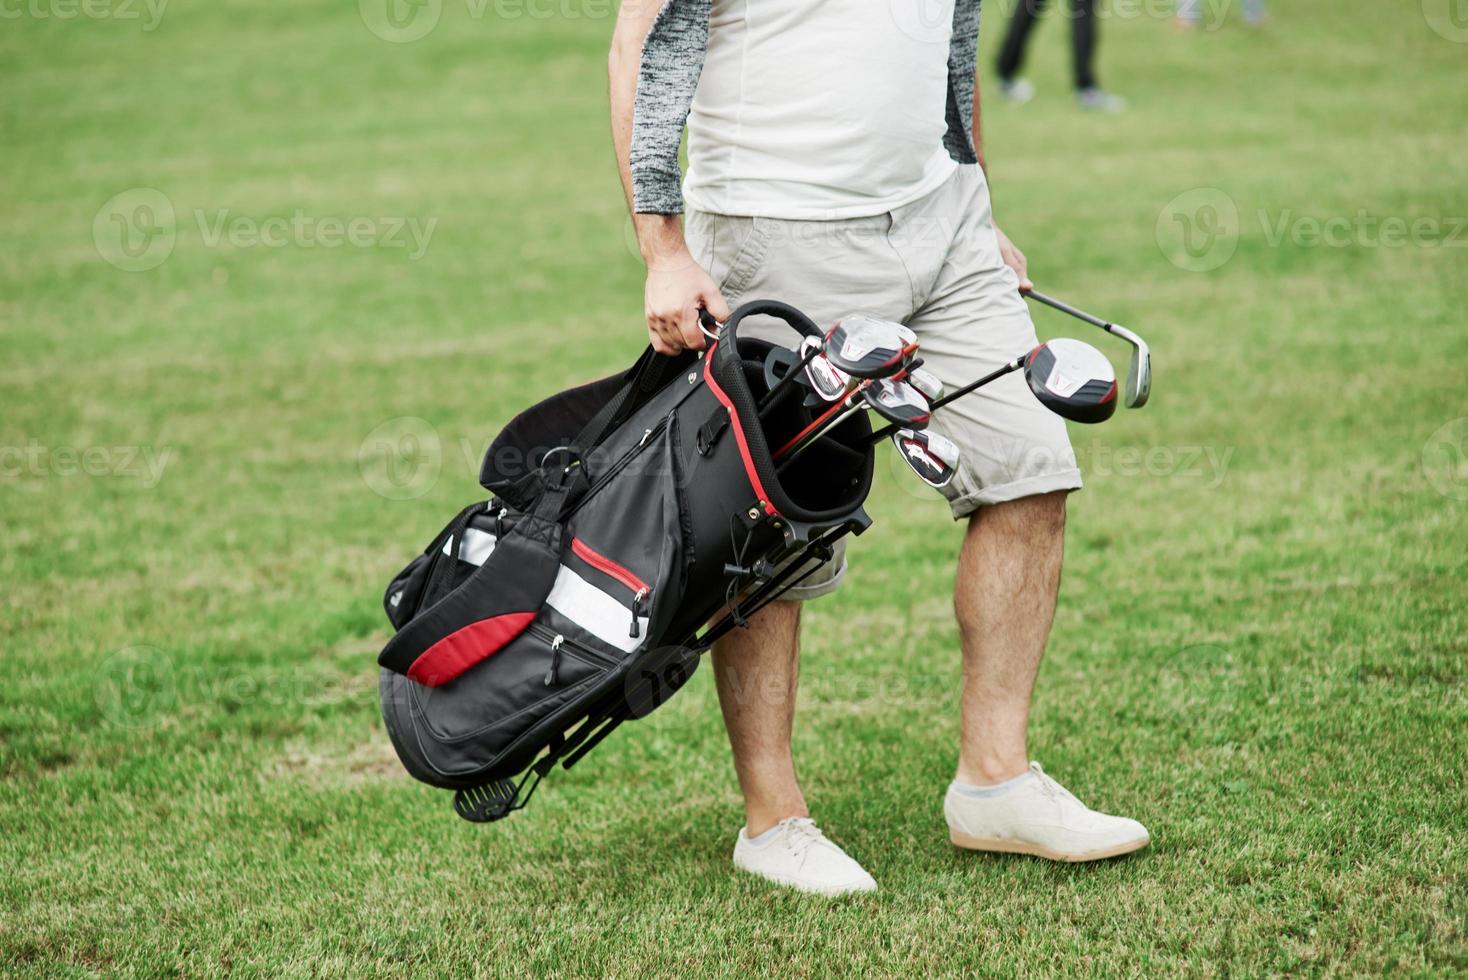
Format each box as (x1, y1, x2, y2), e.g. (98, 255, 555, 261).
(995, 0, 1126, 111)
(1174, 0, 1268, 30)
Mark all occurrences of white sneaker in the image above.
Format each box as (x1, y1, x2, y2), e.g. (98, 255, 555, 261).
(732, 817, 877, 897)
(945, 762, 1150, 862)
(999, 78, 1036, 104)
(1076, 87, 1127, 113)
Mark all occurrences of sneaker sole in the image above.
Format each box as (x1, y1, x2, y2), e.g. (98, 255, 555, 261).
(949, 830, 1150, 862)
(732, 862, 878, 897)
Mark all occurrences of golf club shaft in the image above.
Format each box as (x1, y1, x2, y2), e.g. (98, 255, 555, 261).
(757, 344, 821, 412)
(772, 381, 867, 461)
(924, 356, 1024, 414)
(1023, 288, 1114, 333)
(778, 401, 864, 469)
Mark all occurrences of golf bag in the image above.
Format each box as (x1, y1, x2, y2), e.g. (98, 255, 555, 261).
(377, 300, 876, 822)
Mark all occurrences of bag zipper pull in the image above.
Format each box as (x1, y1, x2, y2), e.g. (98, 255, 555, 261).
(544, 634, 565, 686)
(629, 587, 650, 638)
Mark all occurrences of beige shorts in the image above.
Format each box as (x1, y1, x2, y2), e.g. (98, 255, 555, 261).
(684, 164, 1082, 599)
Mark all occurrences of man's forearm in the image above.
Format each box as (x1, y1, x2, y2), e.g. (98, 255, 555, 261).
(609, 8, 689, 267)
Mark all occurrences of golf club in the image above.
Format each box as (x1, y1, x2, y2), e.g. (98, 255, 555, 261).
(824, 313, 918, 379)
(1021, 288, 1151, 408)
(893, 429, 959, 488)
(865, 377, 931, 430)
(777, 366, 930, 468)
(773, 376, 875, 464)
(866, 337, 1119, 444)
(1024, 337, 1118, 424)
(906, 367, 944, 404)
(758, 336, 824, 411)
(804, 345, 852, 403)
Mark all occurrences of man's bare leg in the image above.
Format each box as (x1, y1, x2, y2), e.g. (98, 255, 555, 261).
(711, 599, 807, 836)
(954, 491, 1068, 786)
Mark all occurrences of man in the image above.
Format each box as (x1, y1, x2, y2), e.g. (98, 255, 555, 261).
(609, 0, 1149, 896)
(995, 0, 1127, 112)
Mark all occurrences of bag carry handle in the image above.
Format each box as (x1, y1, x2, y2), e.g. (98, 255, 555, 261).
(702, 301, 823, 360)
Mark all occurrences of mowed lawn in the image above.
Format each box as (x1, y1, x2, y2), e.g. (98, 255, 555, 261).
(2, 0, 1465, 974)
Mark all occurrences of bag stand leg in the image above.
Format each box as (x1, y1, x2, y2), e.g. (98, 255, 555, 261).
(693, 525, 850, 651)
(452, 760, 550, 823)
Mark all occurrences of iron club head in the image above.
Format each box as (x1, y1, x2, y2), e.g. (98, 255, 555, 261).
(893, 428, 959, 488)
(1108, 323, 1152, 408)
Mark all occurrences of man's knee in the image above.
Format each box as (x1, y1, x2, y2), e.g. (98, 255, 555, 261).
(970, 489, 1069, 538)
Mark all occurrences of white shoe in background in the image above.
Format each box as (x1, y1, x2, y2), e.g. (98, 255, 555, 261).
(1076, 87, 1128, 112)
(999, 78, 1037, 104)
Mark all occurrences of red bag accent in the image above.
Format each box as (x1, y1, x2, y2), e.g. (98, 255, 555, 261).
(406, 611, 537, 687)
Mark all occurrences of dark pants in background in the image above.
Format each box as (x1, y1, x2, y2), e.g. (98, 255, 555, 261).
(996, 0, 1099, 91)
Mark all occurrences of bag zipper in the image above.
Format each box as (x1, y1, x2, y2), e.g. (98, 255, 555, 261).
(529, 622, 617, 686)
(568, 416, 669, 518)
(570, 537, 653, 638)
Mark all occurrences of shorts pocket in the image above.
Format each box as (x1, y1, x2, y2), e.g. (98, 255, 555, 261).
(692, 214, 771, 297)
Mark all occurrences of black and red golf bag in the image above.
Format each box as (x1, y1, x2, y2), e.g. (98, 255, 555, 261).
(377, 300, 877, 822)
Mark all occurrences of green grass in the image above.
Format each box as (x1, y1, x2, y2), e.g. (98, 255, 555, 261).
(3, 0, 1466, 974)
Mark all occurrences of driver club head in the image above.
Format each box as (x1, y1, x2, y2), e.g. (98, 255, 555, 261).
(893, 429, 958, 488)
(866, 378, 931, 429)
(825, 314, 914, 379)
(1024, 338, 1119, 424)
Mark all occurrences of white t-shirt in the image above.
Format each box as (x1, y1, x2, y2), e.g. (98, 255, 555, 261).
(682, 0, 959, 220)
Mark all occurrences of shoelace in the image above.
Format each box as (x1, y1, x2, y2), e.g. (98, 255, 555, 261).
(1029, 761, 1082, 806)
(777, 817, 826, 860)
